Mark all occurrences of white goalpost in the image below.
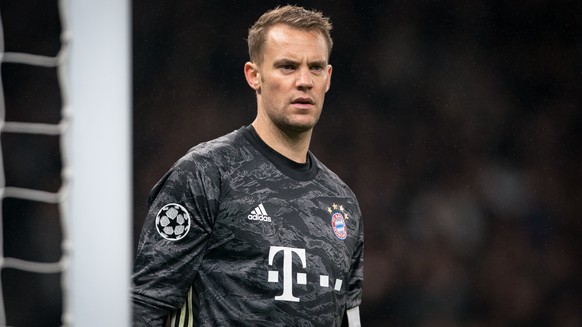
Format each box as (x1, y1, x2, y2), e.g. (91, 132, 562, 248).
(0, 0, 131, 326)
(68, 0, 131, 326)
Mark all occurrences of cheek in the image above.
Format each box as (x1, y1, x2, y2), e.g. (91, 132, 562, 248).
(263, 81, 287, 101)
(266, 78, 286, 91)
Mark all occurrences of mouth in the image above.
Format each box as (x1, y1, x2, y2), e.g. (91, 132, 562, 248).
(291, 97, 314, 107)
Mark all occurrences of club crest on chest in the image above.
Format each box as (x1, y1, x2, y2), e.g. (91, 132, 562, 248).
(327, 203, 348, 240)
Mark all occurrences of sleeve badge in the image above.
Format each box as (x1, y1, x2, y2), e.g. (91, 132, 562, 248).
(155, 203, 191, 241)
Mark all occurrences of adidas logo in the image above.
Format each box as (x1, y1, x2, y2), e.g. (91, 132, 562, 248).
(248, 203, 272, 222)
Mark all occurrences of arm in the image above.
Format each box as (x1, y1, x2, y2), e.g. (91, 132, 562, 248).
(132, 156, 220, 326)
(346, 203, 364, 327)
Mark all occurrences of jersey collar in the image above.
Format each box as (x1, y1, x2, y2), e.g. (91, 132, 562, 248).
(241, 125, 319, 181)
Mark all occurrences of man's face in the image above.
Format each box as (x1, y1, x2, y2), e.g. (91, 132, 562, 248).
(250, 24, 332, 133)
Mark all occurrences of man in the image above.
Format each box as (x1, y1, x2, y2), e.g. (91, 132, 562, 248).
(132, 5, 364, 326)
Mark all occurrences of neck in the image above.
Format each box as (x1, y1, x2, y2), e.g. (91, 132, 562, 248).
(251, 119, 312, 163)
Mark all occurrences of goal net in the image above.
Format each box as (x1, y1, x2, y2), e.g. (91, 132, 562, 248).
(0, 0, 130, 326)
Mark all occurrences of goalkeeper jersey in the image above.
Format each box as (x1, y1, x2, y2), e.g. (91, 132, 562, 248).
(132, 125, 364, 327)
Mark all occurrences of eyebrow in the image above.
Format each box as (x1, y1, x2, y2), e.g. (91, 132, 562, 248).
(309, 60, 327, 67)
(273, 59, 297, 67)
(272, 58, 327, 67)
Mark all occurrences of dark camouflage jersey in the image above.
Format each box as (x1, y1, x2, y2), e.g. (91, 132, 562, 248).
(132, 125, 364, 327)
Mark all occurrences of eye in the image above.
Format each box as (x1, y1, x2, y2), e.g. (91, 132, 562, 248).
(310, 64, 325, 73)
(278, 64, 296, 72)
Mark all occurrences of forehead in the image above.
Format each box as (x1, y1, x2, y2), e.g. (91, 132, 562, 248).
(263, 24, 329, 62)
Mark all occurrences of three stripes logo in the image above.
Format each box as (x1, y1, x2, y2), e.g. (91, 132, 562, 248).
(248, 203, 272, 222)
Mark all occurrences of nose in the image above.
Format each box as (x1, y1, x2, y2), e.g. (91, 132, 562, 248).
(296, 68, 313, 90)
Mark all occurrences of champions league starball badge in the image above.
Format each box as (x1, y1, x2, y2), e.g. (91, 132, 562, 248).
(155, 203, 191, 241)
(328, 203, 348, 240)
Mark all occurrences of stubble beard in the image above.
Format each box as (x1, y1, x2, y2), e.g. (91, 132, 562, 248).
(272, 108, 321, 135)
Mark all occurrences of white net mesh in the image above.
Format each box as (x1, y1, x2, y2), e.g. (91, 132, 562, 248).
(0, 0, 71, 325)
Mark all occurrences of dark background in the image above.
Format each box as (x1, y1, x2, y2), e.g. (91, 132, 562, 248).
(1, 0, 580, 326)
(133, 1, 581, 325)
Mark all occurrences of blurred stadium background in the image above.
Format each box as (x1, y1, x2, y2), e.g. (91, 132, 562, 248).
(132, 2, 580, 326)
(2, 0, 580, 326)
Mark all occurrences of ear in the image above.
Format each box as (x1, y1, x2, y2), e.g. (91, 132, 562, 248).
(244, 62, 261, 91)
(325, 64, 333, 92)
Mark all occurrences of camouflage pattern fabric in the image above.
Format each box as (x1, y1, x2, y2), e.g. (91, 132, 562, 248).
(132, 126, 364, 327)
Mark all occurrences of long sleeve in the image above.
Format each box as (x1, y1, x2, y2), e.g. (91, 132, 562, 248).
(131, 153, 221, 326)
(347, 203, 364, 310)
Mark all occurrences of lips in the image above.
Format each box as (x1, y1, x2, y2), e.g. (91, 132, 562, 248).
(291, 97, 314, 105)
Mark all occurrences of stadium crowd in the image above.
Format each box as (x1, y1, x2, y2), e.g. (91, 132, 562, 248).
(133, 1, 580, 326)
(134, 0, 582, 326)
(1, 0, 578, 326)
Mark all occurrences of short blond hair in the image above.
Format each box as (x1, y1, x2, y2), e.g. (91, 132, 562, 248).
(247, 5, 333, 64)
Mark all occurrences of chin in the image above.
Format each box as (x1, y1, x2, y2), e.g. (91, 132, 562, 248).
(286, 121, 318, 133)
(273, 119, 313, 133)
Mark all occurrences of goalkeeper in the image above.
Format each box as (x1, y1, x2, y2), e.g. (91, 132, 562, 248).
(132, 5, 364, 326)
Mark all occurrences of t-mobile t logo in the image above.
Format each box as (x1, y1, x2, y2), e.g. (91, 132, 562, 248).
(267, 246, 307, 302)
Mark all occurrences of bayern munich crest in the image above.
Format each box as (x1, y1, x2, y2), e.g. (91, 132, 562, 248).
(328, 203, 348, 240)
(155, 203, 191, 241)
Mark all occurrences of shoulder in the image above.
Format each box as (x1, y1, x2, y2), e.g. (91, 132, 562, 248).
(312, 154, 358, 199)
(175, 128, 249, 171)
(147, 128, 250, 204)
